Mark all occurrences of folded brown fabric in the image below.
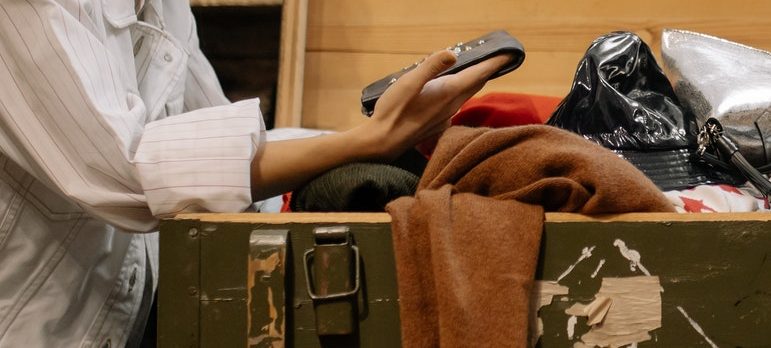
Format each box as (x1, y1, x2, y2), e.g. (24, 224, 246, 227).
(386, 125, 674, 348)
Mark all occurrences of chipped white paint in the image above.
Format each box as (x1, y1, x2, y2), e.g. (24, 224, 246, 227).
(677, 306, 719, 348)
(613, 239, 651, 276)
(585, 296, 612, 325)
(565, 302, 585, 316)
(533, 281, 570, 308)
(567, 315, 578, 339)
(567, 276, 662, 347)
(591, 259, 606, 278)
(565, 296, 612, 326)
(557, 246, 596, 281)
(529, 281, 570, 347)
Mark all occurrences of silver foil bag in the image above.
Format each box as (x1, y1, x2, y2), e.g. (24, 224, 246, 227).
(661, 29, 771, 168)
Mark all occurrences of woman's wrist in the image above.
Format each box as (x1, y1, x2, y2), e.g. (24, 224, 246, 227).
(345, 118, 407, 162)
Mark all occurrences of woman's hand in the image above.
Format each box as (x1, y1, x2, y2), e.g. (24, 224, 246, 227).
(362, 50, 514, 159)
(251, 50, 513, 201)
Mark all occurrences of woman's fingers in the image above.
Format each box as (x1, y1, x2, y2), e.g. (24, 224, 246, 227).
(392, 50, 457, 98)
(437, 53, 515, 112)
(383, 51, 510, 106)
(449, 53, 513, 91)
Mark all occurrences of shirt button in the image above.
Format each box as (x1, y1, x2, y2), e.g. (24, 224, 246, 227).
(163, 53, 173, 62)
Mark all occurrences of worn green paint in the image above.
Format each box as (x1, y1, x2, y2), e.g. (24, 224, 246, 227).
(248, 230, 288, 348)
(199, 222, 252, 348)
(158, 221, 400, 348)
(536, 220, 771, 347)
(159, 217, 771, 347)
(158, 219, 201, 348)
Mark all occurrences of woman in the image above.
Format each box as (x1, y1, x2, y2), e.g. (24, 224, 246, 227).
(0, 0, 511, 346)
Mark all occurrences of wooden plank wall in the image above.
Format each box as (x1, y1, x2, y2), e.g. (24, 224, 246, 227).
(299, 0, 771, 131)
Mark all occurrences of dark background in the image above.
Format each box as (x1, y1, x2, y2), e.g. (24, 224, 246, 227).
(192, 5, 282, 129)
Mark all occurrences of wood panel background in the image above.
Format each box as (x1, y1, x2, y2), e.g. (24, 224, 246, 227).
(294, 0, 771, 131)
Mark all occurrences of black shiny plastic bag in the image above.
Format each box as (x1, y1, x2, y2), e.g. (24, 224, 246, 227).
(547, 31, 741, 190)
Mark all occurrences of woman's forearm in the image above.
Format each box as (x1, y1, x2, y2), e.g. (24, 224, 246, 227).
(250, 124, 388, 201)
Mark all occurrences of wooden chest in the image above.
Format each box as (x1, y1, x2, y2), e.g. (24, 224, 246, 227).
(157, 212, 771, 347)
(164, 0, 771, 346)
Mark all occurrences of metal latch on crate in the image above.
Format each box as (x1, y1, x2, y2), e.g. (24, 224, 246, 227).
(303, 226, 361, 335)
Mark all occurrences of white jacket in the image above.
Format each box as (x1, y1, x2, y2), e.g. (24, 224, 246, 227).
(0, 0, 265, 346)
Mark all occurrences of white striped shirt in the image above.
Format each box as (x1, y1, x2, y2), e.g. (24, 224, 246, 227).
(0, 0, 265, 346)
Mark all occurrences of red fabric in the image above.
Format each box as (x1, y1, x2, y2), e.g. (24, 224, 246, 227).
(418, 93, 563, 157)
(680, 196, 717, 213)
(452, 92, 562, 127)
(281, 192, 292, 212)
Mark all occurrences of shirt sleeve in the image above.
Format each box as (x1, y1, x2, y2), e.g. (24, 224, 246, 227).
(0, 1, 264, 232)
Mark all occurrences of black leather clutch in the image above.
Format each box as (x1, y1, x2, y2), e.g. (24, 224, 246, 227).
(360, 30, 526, 116)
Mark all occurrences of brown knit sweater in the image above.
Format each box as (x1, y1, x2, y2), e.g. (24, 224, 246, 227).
(386, 125, 674, 348)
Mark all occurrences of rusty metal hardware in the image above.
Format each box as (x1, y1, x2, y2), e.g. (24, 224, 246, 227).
(303, 226, 361, 335)
(303, 226, 361, 300)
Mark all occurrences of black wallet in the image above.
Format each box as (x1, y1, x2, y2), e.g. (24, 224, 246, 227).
(360, 30, 526, 116)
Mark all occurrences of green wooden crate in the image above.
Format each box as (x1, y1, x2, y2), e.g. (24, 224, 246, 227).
(158, 212, 771, 347)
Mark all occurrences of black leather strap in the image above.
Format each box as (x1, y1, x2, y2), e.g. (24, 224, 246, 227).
(360, 30, 525, 116)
